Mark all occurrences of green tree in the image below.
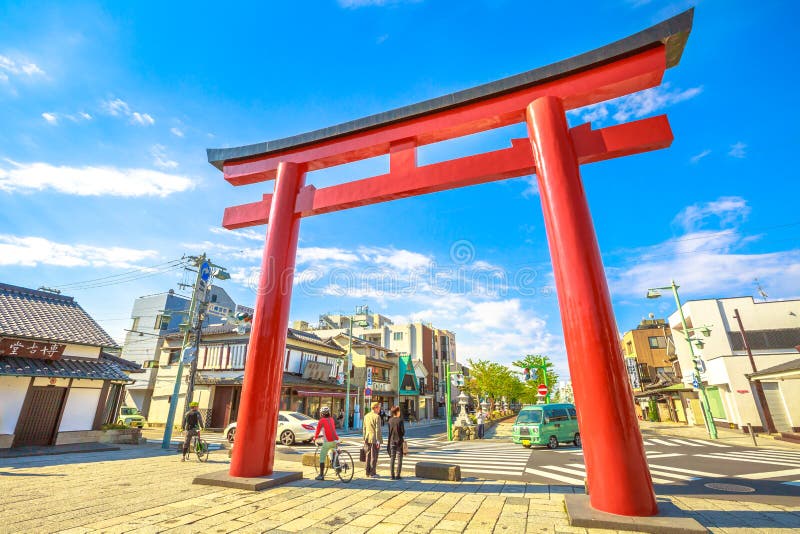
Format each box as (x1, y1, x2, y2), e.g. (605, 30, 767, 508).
(512, 354, 559, 392)
(465, 359, 517, 411)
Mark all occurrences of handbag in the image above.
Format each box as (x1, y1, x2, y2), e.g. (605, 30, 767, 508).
(359, 444, 367, 462)
(402, 441, 409, 455)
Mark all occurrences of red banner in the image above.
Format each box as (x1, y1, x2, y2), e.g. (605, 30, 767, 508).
(0, 338, 65, 360)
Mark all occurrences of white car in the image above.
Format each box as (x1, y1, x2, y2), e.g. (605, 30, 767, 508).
(224, 411, 318, 445)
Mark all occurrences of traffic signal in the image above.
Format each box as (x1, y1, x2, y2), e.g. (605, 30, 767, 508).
(524, 368, 531, 381)
(456, 374, 465, 387)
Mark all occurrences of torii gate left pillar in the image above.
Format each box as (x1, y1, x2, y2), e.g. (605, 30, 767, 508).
(204, 9, 694, 519)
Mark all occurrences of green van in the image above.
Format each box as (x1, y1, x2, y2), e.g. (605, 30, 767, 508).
(511, 403, 580, 449)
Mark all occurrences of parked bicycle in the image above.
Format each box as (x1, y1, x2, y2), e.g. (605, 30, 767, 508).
(184, 432, 210, 462)
(313, 440, 354, 483)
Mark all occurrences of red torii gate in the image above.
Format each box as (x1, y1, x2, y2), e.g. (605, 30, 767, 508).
(208, 10, 693, 516)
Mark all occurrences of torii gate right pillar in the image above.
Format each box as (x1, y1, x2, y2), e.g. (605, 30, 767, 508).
(526, 96, 658, 516)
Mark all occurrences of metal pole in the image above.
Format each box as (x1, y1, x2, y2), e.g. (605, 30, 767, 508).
(161, 262, 204, 449)
(183, 279, 208, 413)
(344, 316, 354, 431)
(734, 308, 775, 433)
(670, 280, 718, 440)
(746, 422, 758, 447)
(445, 360, 453, 440)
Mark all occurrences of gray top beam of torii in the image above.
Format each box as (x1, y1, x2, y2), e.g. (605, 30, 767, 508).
(207, 8, 693, 171)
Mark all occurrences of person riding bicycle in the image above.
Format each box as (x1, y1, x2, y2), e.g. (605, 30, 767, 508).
(181, 401, 204, 461)
(312, 406, 340, 480)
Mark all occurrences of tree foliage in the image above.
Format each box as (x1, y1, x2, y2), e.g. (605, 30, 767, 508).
(464, 358, 526, 409)
(512, 354, 559, 390)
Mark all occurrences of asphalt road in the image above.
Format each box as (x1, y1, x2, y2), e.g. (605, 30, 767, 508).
(145, 420, 800, 505)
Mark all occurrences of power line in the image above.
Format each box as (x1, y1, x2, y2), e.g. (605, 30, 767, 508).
(58, 262, 189, 291)
(52, 258, 188, 289)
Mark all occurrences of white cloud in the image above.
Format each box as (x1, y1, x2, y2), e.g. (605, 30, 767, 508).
(101, 98, 155, 126)
(150, 144, 179, 169)
(41, 111, 93, 125)
(0, 234, 158, 268)
(170, 127, 185, 137)
(570, 83, 702, 125)
(728, 141, 747, 158)
(297, 246, 361, 265)
(0, 54, 45, 78)
(609, 197, 800, 301)
(672, 196, 749, 232)
(208, 226, 264, 242)
(690, 149, 711, 164)
(131, 112, 155, 126)
(0, 159, 193, 197)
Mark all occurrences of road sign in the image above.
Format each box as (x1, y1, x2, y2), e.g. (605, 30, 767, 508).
(692, 375, 700, 388)
(538, 384, 548, 396)
(200, 261, 211, 282)
(364, 387, 372, 397)
(366, 367, 373, 387)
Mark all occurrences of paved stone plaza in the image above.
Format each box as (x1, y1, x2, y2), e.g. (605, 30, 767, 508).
(2, 445, 799, 533)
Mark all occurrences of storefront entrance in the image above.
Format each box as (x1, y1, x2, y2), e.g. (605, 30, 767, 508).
(210, 386, 241, 429)
(13, 386, 67, 447)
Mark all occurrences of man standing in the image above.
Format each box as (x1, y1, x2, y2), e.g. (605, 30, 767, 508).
(476, 409, 486, 439)
(181, 401, 204, 461)
(363, 401, 383, 477)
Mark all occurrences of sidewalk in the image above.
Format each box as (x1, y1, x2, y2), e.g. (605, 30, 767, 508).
(639, 420, 800, 450)
(1, 444, 798, 533)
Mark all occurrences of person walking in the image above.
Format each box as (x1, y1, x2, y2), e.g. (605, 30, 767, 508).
(312, 406, 340, 481)
(363, 401, 383, 478)
(387, 406, 405, 480)
(476, 409, 486, 439)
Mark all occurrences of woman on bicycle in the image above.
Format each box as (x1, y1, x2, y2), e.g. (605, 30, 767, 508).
(312, 406, 339, 481)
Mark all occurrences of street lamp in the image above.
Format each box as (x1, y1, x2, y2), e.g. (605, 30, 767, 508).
(344, 309, 369, 432)
(647, 280, 717, 439)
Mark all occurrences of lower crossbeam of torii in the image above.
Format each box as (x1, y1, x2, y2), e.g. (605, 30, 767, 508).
(206, 9, 694, 517)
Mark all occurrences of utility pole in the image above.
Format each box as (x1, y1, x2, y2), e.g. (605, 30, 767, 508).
(161, 254, 229, 449)
(733, 308, 775, 433)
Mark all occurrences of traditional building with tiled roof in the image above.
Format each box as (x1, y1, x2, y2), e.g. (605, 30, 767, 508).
(0, 283, 136, 449)
(148, 324, 349, 430)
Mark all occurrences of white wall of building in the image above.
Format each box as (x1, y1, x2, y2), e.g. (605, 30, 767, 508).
(670, 296, 800, 429)
(0, 376, 29, 435)
(59, 388, 102, 432)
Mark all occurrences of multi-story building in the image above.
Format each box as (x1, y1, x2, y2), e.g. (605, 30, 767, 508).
(120, 286, 243, 417)
(295, 308, 458, 419)
(668, 296, 800, 433)
(148, 326, 347, 430)
(620, 318, 688, 423)
(329, 333, 403, 416)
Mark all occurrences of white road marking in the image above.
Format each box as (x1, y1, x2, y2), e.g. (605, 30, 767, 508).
(667, 439, 703, 447)
(646, 464, 724, 477)
(685, 438, 730, 448)
(528, 466, 583, 485)
(695, 453, 800, 467)
(646, 453, 684, 459)
(741, 468, 800, 480)
(647, 438, 680, 447)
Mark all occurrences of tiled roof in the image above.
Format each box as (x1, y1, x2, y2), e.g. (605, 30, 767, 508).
(196, 372, 345, 390)
(748, 358, 800, 378)
(100, 352, 143, 372)
(0, 283, 118, 348)
(0, 356, 133, 381)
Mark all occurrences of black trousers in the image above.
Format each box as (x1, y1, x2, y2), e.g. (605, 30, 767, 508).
(389, 442, 403, 477)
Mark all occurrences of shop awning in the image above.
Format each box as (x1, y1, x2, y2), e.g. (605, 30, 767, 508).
(296, 389, 357, 398)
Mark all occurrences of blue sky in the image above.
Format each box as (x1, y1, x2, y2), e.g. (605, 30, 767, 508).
(1, 1, 798, 380)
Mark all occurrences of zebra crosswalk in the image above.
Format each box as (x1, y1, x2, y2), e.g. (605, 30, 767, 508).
(525, 462, 723, 486)
(641, 437, 731, 448)
(695, 448, 800, 468)
(377, 442, 532, 477)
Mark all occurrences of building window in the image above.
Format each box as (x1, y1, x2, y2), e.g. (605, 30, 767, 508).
(132, 317, 140, 331)
(143, 360, 159, 369)
(648, 336, 667, 349)
(626, 341, 633, 355)
(393, 332, 403, 341)
(168, 349, 180, 365)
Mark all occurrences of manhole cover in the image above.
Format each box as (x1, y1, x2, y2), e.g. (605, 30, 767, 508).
(704, 482, 756, 493)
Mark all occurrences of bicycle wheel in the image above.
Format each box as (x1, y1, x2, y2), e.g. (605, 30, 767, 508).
(336, 450, 354, 483)
(196, 439, 209, 462)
